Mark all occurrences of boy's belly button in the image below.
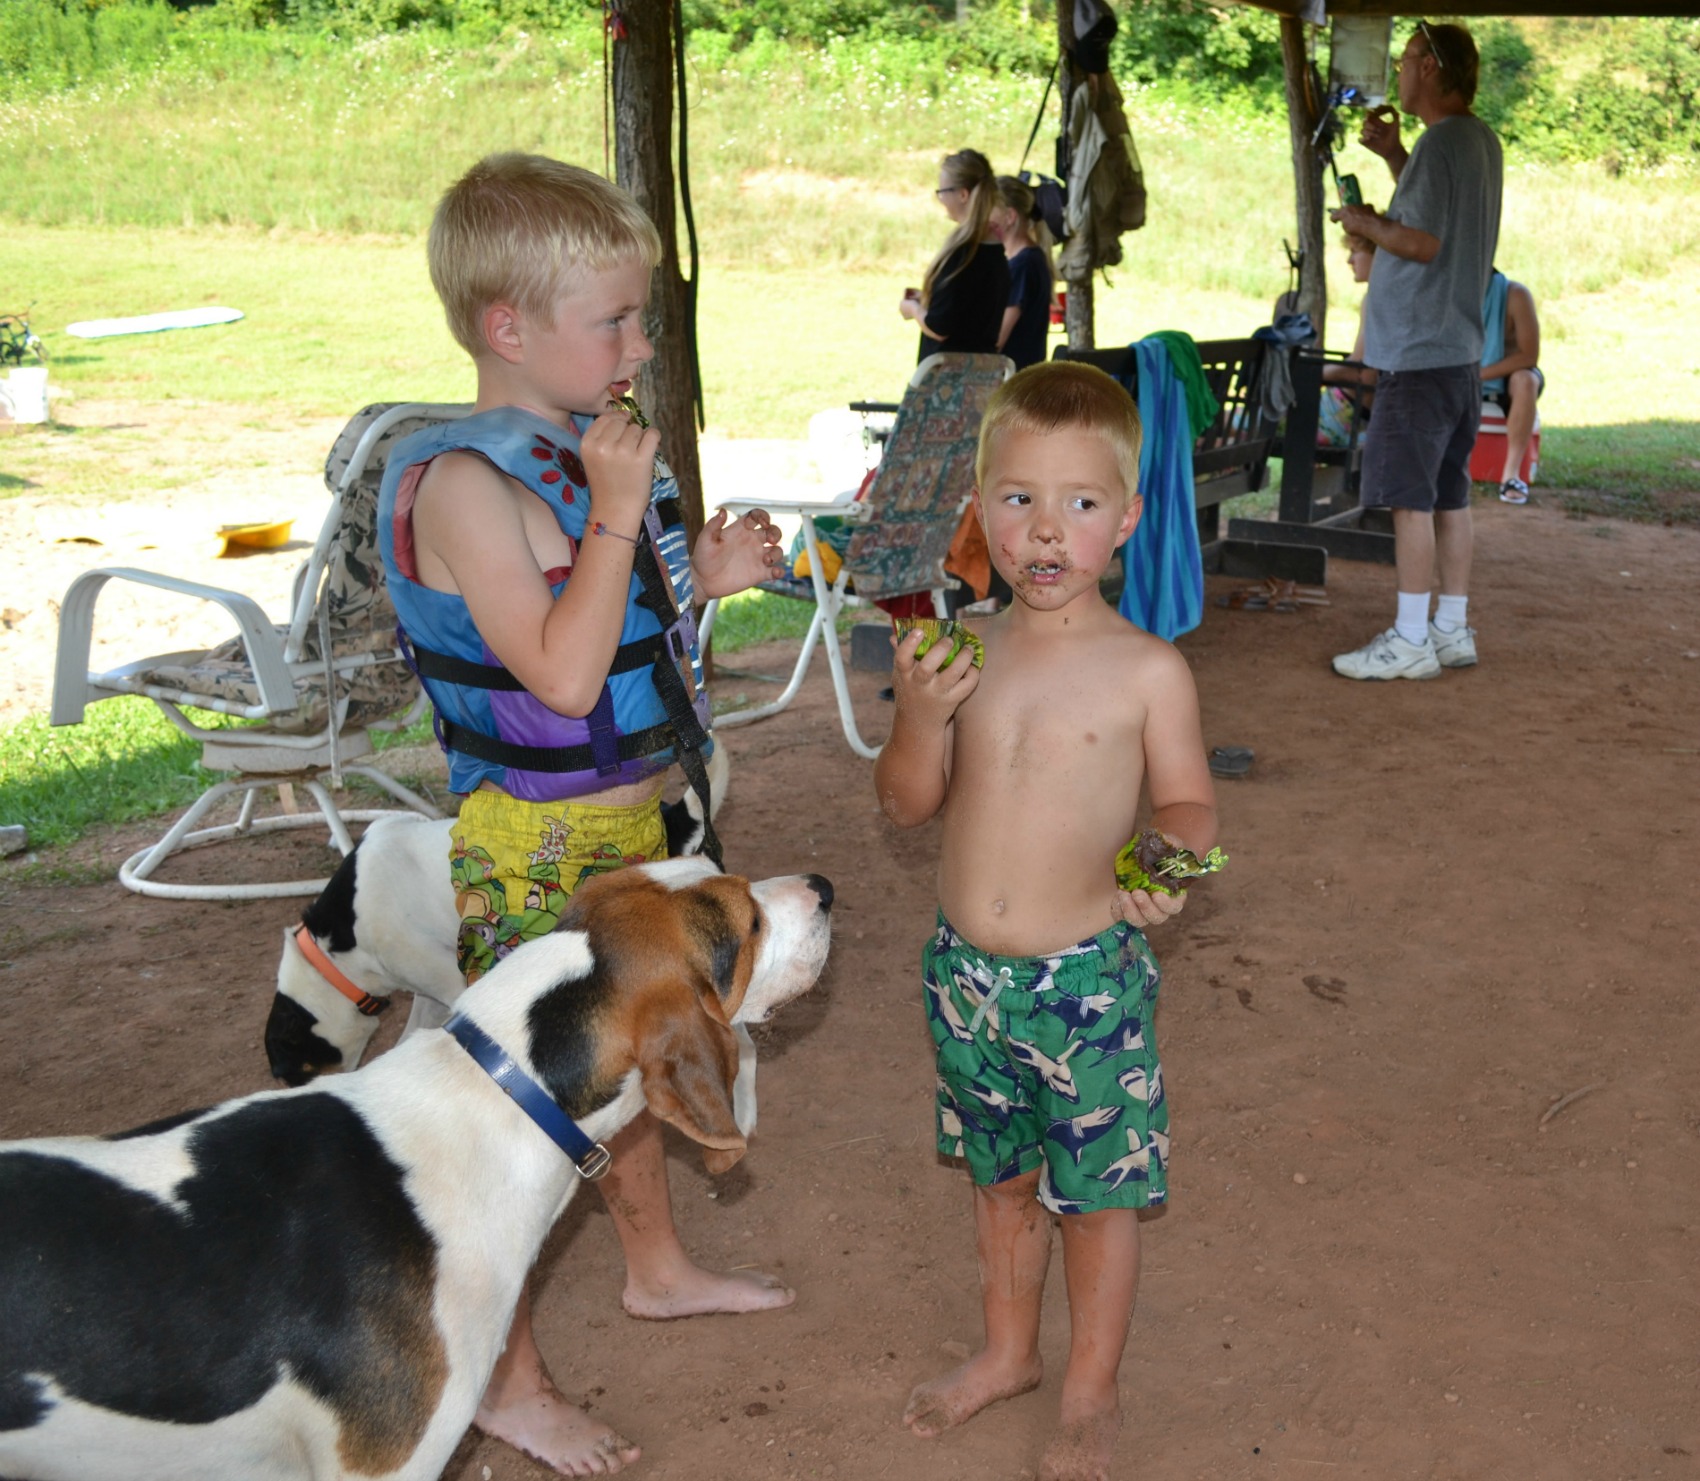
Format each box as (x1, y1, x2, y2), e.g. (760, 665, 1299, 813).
(992, 898, 1005, 914)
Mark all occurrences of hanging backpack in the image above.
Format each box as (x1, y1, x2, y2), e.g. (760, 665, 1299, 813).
(1070, 0, 1118, 76)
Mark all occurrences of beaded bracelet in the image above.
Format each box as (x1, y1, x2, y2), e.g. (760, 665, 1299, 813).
(592, 522, 640, 545)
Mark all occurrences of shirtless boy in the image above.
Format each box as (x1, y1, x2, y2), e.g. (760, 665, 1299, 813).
(874, 360, 1220, 1481)
(379, 153, 789, 1475)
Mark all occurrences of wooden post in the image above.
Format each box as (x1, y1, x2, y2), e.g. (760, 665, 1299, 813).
(612, 0, 705, 550)
(1055, 0, 1095, 350)
(1280, 15, 1328, 342)
(1064, 274, 1095, 351)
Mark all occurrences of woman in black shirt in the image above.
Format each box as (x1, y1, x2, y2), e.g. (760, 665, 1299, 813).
(899, 149, 1010, 365)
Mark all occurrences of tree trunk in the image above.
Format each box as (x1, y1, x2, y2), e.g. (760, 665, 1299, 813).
(1064, 275, 1094, 351)
(612, 0, 705, 551)
(1280, 16, 1329, 342)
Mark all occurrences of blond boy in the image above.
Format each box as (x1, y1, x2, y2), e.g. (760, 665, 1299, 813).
(378, 153, 787, 1475)
(874, 361, 1219, 1481)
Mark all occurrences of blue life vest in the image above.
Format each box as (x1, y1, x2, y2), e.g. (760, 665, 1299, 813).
(377, 405, 712, 803)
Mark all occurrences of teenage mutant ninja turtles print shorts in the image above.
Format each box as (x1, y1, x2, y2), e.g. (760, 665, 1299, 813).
(922, 912, 1169, 1213)
(450, 789, 667, 983)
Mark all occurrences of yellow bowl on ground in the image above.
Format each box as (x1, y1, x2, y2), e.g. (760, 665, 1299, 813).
(217, 519, 294, 556)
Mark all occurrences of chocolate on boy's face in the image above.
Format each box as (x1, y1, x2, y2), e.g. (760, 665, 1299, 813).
(974, 426, 1141, 613)
(516, 258, 656, 419)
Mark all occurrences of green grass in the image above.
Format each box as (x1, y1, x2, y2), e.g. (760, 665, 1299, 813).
(1, 25, 1697, 849)
(0, 699, 230, 849)
(0, 589, 831, 852)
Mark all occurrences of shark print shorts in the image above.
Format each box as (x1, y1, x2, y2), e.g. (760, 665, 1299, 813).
(450, 790, 667, 984)
(922, 912, 1169, 1214)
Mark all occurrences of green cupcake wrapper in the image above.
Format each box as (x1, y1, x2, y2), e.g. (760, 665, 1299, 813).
(1114, 835, 1229, 896)
(892, 616, 985, 670)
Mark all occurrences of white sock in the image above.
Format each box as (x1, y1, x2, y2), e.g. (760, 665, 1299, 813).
(1395, 591, 1431, 647)
(1434, 594, 1469, 634)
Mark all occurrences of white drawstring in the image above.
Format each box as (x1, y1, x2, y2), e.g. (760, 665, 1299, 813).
(969, 965, 1015, 1034)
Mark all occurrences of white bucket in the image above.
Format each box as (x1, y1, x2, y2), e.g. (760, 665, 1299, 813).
(0, 366, 51, 424)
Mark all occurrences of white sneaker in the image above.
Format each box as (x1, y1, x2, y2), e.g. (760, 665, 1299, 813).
(1331, 628, 1442, 681)
(1429, 621, 1478, 669)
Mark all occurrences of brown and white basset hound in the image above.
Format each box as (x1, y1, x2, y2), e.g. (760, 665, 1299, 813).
(265, 743, 731, 1086)
(0, 856, 831, 1481)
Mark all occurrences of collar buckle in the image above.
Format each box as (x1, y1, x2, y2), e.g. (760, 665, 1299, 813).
(575, 1143, 613, 1181)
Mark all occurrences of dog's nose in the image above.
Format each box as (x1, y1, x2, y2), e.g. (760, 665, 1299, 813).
(804, 874, 834, 911)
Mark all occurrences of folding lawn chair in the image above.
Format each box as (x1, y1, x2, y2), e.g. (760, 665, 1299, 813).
(50, 402, 472, 899)
(700, 352, 1012, 760)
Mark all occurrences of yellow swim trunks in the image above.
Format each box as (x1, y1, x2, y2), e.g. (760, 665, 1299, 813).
(449, 789, 667, 983)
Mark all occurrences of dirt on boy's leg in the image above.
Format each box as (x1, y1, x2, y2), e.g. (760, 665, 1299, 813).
(599, 1110, 796, 1320)
(1038, 1206, 1141, 1481)
(476, 1286, 643, 1475)
(904, 1171, 1048, 1438)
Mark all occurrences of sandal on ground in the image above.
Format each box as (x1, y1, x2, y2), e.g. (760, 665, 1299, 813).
(1208, 745, 1254, 779)
(1260, 577, 1330, 607)
(1215, 577, 1328, 613)
(1499, 477, 1530, 505)
(1216, 590, 1294, 613)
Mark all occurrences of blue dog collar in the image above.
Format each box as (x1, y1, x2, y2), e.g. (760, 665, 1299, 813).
(445, 1013, 612, 1181)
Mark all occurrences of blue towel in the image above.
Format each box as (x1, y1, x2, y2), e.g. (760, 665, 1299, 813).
(1117, 339, 1204, 642)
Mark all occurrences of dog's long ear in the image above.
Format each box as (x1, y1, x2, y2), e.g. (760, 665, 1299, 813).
(636, 1003, 747, 1174)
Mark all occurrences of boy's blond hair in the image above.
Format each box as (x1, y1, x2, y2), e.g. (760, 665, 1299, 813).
(428, 152, 664, 357)
(975, 361, 1143, 504)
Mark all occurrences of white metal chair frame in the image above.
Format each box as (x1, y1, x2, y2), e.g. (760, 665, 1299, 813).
(50, 402, 471, 900)
(700, 354, 1013, 761)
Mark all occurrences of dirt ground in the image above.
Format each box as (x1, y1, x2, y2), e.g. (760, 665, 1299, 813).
(3, 495, 1698, 1481)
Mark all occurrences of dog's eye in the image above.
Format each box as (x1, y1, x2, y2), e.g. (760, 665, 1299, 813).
(748, 909, 762, 937)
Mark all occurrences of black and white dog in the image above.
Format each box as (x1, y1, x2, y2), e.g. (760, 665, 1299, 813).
(0, 857, 832, 1481)
(265, 743, 730, 1087)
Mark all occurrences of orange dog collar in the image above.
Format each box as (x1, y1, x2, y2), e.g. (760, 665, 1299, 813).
(293, 926, 387, 1018)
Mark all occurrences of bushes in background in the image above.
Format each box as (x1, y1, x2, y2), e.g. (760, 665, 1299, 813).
(2, 0, 1696, 168)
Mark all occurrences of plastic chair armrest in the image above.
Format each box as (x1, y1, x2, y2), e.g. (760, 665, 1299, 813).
(51, 566, 295, 725)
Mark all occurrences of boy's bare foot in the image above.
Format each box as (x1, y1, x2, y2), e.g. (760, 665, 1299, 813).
(622, 1259, 795, 1320)
(1037, 1397, 1122, 1481)
(902, 1351, 1043, 1438)
(475, 1383, 641, 1477)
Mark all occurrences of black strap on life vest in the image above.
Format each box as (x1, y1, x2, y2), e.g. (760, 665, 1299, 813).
(436, 716, 680, 776)
(408, 632, 669, 692)
(630, 528, 722, 869)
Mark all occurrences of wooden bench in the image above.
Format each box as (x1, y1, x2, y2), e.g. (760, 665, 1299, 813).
(1053, 338, 1328, 583)
(1252, 345, 1395, 565)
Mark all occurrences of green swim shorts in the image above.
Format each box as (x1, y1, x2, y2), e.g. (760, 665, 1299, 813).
(922, 912, 1169, 1214)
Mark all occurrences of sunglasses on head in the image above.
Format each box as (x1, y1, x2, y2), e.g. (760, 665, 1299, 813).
(1411, 19, 1452, 78)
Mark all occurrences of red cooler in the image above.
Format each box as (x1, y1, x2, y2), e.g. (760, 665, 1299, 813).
(1469, 401, 1540, 485)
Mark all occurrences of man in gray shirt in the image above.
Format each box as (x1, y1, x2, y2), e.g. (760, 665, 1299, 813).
(1330, 22, 1504, 681)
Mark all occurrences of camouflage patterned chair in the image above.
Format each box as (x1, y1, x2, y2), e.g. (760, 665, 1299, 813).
(700, 352, 1012, 760)
(51, 402, 471, 899)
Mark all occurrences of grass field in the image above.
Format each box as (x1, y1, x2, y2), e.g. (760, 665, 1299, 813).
(2, 25, 1697, 849)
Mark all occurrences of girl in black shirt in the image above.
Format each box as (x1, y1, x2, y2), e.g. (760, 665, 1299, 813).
(991, 174, 1059, 372)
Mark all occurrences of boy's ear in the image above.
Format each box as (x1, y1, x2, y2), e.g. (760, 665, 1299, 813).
(1115, 492, 1144, 549)
(971, 487, 985, 527)
(481, 302, 527, 365)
